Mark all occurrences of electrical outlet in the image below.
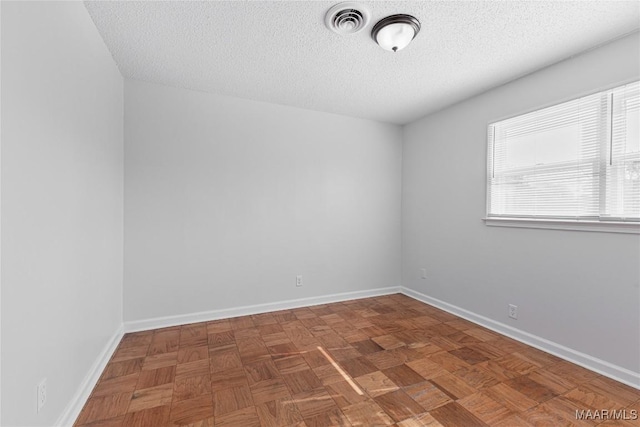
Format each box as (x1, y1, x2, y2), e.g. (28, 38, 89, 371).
(296, 275, 303, 287)
(508, 304, 518, 320)
(37, 378, 47, 412)
(420, 268, 427, 279)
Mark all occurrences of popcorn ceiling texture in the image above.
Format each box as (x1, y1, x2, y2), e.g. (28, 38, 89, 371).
(85, 1, 639, 124)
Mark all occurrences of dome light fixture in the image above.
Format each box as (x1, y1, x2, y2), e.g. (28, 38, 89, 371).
(371, 14, 420, 52)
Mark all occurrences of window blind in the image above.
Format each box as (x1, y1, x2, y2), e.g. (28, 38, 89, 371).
(487, 81, 639, 222)
(605, 82, 640, 220)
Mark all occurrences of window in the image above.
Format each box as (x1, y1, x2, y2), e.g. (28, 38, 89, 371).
(486, 81, 639, 233)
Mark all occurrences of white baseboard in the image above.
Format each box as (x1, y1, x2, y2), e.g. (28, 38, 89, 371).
(400, 286, 640, 390)
(54, 287, 400, 426)
(55, 325, 125, 427)
(124, 286, 401, 333)
(56, 284, 637, 427)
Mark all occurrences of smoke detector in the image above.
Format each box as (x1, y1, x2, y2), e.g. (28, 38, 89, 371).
(325, 2, 370, 35)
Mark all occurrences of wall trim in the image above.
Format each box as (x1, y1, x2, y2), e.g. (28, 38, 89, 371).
(124, 286, 401, 333)
(56, 325, 125, 427)
(400, 286, 640, 390)
(55, 284, 638, 426)
(483, 217, 640, 234)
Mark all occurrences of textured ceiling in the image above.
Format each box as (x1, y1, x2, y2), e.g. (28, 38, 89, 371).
(85, 1, 639, 124)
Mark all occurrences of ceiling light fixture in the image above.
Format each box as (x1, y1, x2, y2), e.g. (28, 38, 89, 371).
(371, 14, 420, 52)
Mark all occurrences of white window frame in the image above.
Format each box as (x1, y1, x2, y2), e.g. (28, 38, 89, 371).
(484, 79, 640, 234)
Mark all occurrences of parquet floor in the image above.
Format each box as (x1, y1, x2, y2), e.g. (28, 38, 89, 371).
(74, 294, 640, 426)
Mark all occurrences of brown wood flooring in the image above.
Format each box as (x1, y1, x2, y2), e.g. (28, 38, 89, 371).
(74, 294, 640, 426)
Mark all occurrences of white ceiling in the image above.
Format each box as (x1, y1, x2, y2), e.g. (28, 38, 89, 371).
(85, 1, 639, 125)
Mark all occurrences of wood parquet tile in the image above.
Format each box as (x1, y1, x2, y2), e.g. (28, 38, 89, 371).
(75, 294, 640, 426)
(374, 389, 427, 422)
(403, 381, 452, 412)
(457, 392, 512, 425)
(127, 384, 173, 413)
(123, 405, 171, 427)
(429, 402, 488, 426)
(355, 371, 399, 398)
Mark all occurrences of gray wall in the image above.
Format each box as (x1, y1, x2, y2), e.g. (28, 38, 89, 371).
(1, 2, 124, 425)
(124, 79, 402, 322)
(402, 33, 640, 375)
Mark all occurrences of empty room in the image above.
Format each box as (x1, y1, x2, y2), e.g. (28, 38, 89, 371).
(1, 1, 639, 426)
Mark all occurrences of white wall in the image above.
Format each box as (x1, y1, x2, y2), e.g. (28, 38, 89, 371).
(403, 33, 640, 379)
(1, 2, 124, 426)
(124, 80, 402, 322)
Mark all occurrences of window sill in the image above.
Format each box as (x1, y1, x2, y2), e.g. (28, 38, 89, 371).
(483, 217, 640, 234)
